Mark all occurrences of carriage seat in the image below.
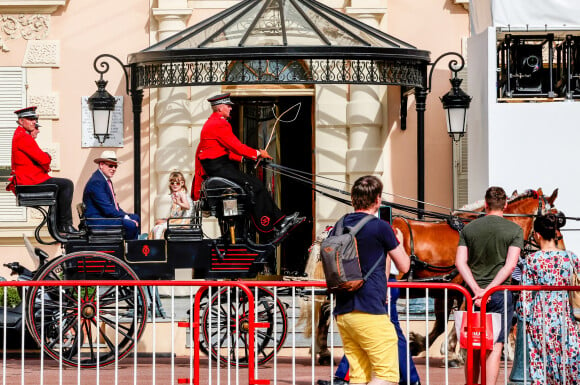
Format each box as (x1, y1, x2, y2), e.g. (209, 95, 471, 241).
(76, 203, 125, 243)
(200, 177, 248, 218)
(164, 222, 203, 242)
(165, 201, 203, 242)
(15, 184, 58, 207)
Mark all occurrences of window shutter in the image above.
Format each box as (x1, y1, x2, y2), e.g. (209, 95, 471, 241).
(0, 67, 26, 221)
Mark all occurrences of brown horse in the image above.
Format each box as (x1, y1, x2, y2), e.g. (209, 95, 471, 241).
(392, 188, 563, 362)
(300, 188, 563, 366)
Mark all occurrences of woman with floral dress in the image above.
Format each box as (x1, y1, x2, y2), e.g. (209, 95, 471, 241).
(516, 213, 580, 384)
(151, 171, 194, 239)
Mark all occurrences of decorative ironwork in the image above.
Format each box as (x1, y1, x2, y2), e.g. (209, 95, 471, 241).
(134, 58, 424, 89)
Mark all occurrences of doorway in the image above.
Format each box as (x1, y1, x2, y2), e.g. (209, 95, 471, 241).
(230, 96, 313, 275)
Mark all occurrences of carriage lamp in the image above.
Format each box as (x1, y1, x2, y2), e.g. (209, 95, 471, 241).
(440, 75, 472, 142)
(87, 78, 116, 145)
(222, 192, 239, 217)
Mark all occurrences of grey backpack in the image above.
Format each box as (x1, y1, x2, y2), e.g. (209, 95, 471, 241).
(320, 214, 381, 293)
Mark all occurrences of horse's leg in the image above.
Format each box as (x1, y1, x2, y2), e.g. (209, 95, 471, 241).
(428, 292, 464, 367)
(316, 299, 332, 365)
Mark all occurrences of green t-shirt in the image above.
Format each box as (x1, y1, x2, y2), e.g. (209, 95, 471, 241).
(458, 215, 524, 288)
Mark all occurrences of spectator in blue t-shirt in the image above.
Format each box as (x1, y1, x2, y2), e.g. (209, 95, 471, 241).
(333, 175, 410, 385)
(318, 249, 420, 385)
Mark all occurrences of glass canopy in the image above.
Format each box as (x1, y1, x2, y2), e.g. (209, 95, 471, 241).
(146, 0, 416, 50)
(127, 0, 430, 89)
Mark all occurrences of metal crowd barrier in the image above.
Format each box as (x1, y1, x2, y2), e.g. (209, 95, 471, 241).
(479, 285, 580, 385)
(9, 280, 564, 385)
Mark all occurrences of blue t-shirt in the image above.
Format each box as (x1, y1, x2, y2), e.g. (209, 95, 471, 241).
(333, 212, 399, 315)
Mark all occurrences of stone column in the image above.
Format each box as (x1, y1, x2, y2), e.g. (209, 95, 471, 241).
(314, 85, 350, 233)
(151, 1, 192, 222)
(345, 3, 387, 183)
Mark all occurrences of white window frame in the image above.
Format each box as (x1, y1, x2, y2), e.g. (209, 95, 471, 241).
(0, 67, 27, 222)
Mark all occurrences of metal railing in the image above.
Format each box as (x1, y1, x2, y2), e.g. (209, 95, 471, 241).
(9, 279, 569, 385)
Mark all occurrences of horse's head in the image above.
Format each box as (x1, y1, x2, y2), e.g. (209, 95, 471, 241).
(504, 188, 564, 248)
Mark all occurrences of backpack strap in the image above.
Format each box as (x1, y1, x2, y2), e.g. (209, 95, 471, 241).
(348, 214, 376, 236)
(334, 215, 347, 235)
(348, 214, 380, 281)
(363, 253, 384, 281)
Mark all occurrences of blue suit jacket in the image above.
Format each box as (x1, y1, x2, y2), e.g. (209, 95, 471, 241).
(83, 170, 128, 219)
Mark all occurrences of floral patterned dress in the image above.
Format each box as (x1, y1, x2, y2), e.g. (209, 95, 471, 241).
(516, 250, 580, 385)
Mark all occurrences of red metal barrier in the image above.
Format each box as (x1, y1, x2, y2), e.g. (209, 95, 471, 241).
(1, 280, 265, 385)
(1, 279, 492, 385)
(479, 284, 580, 385)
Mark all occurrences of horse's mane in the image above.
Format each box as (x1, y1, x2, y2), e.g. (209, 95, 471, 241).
(506, 189, 538, 204)
(454, 189, 536, 215)
(456, 199, 485, 213)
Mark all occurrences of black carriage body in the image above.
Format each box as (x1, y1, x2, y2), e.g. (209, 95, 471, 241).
(64, 238, 272, 280)
(17, 177, 275, 281)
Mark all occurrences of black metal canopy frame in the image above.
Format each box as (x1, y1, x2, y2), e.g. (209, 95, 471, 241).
(127, 0, 430, 89)
(90, 0, 466, 218)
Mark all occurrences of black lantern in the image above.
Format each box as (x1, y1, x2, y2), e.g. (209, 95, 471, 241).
(440, 75, 472, 142)
(87, 79, 116, 145)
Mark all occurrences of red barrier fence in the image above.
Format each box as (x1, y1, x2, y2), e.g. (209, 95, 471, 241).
(3, 280, 571, 385)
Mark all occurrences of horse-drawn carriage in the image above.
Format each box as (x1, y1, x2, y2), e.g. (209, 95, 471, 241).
(3, 176, 293, 368)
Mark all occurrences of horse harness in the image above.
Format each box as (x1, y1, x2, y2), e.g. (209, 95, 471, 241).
(397, 191, 561, 283)
(396, 216, 461, 283)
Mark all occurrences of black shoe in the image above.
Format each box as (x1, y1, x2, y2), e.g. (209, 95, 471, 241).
(317, 378, 349, 385)
(58, 224, 81, 235)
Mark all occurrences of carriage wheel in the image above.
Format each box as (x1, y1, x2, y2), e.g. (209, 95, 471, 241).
(201, 286, 287, 367)
(25, 251, 147, 368)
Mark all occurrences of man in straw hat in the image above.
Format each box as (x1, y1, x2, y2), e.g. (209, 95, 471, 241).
(192, 93, 304, 239)
(83, 150, 140, 239)
(9, 106, 79, 235)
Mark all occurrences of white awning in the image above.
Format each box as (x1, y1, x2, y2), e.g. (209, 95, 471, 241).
(470, 0, 580, 35)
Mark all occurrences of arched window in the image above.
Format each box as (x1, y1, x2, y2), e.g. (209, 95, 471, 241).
(227, 59, 310, 83)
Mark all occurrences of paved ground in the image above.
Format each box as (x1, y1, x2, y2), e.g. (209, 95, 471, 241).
(0, 353, 513, 385)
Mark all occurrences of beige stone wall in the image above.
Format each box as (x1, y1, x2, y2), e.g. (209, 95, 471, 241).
(0, 0, 151, 274)
(386, 0, 470, 210)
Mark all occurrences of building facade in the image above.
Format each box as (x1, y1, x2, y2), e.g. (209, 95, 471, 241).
(0, 0, 470, 274)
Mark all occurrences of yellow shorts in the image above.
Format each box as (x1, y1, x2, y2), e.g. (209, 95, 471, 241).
(336, 311, 399, 384)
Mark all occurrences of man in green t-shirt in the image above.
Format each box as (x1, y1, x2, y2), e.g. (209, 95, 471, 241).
(455, 186, 523, 385)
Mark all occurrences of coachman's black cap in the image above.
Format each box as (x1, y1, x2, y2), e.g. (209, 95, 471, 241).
(207, 93, 234, 106)
(14, 106, 39, 119)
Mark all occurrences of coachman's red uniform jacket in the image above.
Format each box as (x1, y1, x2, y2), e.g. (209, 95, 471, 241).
(11, 126, 51, 186)
(192, 112, 259, 200)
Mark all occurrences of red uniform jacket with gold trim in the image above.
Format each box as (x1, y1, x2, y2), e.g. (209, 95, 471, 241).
(192, 113, 258, 200)
(11, 126, 51, 186)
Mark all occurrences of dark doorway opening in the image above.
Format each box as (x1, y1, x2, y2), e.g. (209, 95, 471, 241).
(230, 96, 313, 275)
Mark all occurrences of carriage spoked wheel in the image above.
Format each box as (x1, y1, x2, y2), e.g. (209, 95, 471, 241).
(200, 286, 288, 367)
(25, 251, 147, 368)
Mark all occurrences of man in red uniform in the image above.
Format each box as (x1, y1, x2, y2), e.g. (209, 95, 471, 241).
(193, 93, 303, 237)
(10, 106, 79, 235)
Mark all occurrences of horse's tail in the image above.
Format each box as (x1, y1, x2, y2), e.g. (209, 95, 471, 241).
(297, 228, 331, 339)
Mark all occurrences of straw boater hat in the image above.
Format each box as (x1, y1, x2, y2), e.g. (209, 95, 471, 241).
(94, 150, 121, 165)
